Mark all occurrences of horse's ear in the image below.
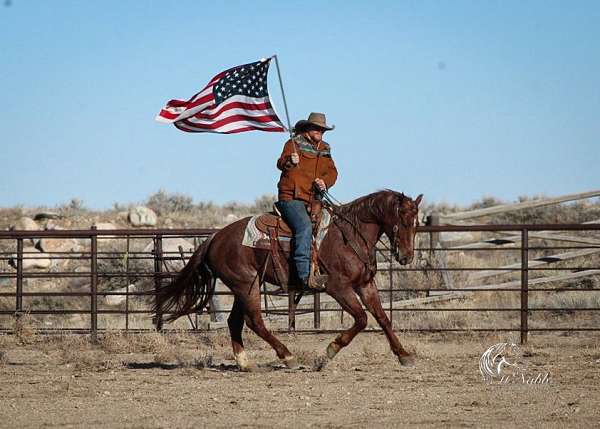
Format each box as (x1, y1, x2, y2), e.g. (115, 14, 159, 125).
(415, 194, 423, 207)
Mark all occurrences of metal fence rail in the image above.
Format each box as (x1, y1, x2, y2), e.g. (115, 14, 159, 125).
(1, 224, 599, 344)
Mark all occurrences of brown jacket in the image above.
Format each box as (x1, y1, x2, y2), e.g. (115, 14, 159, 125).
(277, 135, 338, 203)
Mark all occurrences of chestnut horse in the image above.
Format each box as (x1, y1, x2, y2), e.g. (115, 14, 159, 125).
(154, 190, 423, 371)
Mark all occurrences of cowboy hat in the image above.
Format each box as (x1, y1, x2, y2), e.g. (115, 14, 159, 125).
(293, 112, 335, 132)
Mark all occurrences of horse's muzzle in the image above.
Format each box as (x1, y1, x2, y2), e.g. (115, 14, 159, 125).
(392, 247, 413, 265)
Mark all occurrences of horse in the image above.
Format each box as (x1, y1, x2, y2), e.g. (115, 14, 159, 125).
(154, 190, 423, 371)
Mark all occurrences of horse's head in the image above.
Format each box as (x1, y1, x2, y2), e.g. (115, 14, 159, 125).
(384, 193, 423, 265)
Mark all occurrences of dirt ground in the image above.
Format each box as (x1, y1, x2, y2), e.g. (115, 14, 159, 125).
(1, 330, 599, 428)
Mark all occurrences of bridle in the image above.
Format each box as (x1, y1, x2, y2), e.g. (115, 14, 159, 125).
(322, 190, 417, 266)
(390, 211, 420, 262)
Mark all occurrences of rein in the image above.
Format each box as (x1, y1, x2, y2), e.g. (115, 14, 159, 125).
(321, 191, 396, 267)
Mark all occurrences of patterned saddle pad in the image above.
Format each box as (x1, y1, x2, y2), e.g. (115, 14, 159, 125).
(242, 209, 331, 251)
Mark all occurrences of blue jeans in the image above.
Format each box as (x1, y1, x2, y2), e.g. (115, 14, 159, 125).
(275, 199, 312, 280)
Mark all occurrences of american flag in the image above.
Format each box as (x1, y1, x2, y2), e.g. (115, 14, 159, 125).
(156, 58, 285, 134)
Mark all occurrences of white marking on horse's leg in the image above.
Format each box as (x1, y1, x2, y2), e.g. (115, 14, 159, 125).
(235, 351, 252, 371)
(281, 355, 300, 369)
(398, 354, 416, 367)
(326, 342, 341, 359)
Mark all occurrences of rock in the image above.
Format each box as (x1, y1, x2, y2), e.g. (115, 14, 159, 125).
(92, 222, 122, 247)
(36, 238, 81, 253)
(128, 206, 157, 227)
(10, 217, 39, 231)
(44, 221, 64, 230)
(93, 222, 118, 230)
(9, 247, 52, 269)
(143, 237, 196, 271)
(105, 284, 137, 306)
(33, 212, 61, 221)
(9, 217, 40, 246)
(224, 213, 239, 224)
(142, 237, 196, 254)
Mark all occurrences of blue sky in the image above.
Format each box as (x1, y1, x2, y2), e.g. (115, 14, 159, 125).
(1, 1, 598, 209)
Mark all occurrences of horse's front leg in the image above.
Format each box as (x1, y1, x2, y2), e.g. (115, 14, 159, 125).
(325, 285, 368, 360)
(356, 281, 414, 366)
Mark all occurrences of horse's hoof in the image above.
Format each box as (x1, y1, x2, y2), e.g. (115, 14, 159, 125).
(282, 356, 301, 370)
(235, 351, 257, 372)
(326, 342, 341, 360)
(399, 354, 416, 367)
(239, 363, 260, 372)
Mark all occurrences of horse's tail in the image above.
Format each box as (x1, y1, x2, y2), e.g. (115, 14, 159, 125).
(153, 234, 216, 323)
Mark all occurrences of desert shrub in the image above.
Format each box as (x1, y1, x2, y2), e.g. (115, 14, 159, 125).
(146, 189, 195, 215)
(468, 196, 504, 210)
(252, 194, 277, 213)
(57, 198, 89, 217)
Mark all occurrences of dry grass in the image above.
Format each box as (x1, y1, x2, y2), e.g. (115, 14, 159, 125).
(0, 330, 220, 371)
(14, 312, 36, 343)
(60, 348, 122, 371)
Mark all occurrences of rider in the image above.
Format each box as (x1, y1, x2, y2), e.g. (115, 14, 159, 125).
(275, 112, 338, 290)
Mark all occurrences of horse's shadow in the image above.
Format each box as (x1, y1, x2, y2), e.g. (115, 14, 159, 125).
(124, 360, 315, 373)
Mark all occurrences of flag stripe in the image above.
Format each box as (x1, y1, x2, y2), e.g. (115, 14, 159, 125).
(188, 107, 277, 122)
(188, 96, 273, 119)
(222, 126, 285, 134)
(181, 114, 281, 129)
(196, 97, 272, 114)
(175, 122, 284, 134)
(158, 91, 215, 121)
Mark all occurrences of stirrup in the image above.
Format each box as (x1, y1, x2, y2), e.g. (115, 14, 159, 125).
(306, 274, 328, 291)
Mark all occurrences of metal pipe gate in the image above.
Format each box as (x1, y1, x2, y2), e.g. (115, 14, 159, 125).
(1, 224, 599, 344)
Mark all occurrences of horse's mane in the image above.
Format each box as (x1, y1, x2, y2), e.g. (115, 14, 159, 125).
(337, 189, 407, 224)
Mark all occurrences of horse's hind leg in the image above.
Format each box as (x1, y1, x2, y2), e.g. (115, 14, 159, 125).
(356, 281, 414, 366)
(325, 285, 368, 360)
(228, 297, 257, 372)
(241, 290, 300, 369)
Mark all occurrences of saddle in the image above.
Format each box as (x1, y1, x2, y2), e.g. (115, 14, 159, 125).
(255, 212, 292, 237)
(255, 200, 325, 291)
(255, 200, 323, 237)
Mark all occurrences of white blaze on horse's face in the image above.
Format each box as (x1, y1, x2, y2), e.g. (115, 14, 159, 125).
(393, 194, 422, 265)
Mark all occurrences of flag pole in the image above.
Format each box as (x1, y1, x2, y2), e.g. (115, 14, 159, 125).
(271, 55, 297, 155)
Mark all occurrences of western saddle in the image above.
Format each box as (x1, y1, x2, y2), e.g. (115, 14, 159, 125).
(253, 200, 326, 291)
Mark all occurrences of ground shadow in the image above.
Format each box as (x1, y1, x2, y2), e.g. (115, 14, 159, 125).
(124, 360, 315, 373)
